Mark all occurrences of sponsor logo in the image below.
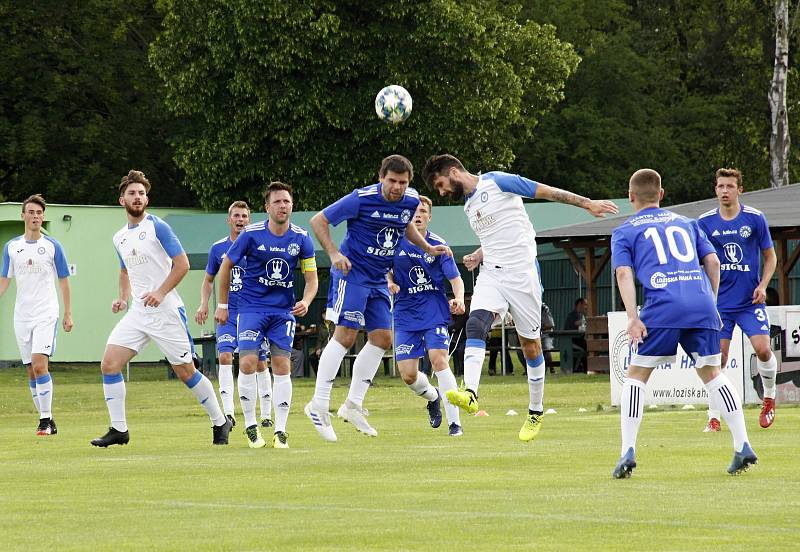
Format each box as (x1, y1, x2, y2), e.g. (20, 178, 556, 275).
(480, 191, 489, 202)
(382, 213, 399, 220)
(342, 310, 365, 326)
(218, 333, 236, 344)
(739, 225, 752, 238)
(257, 244, 266, 251)
(287, 243, 300, 256)
(396, 343, 415, 355)
(760, 324, 769, 331)
(259, 258, 292, 288)
(180, 352, 189, 358)
(269, 246, 286, 252)
(400, 209, 412, 223)
(239, 329, 260, 341)
(399, 250, 407, 256)
(124, 248, 149, 267)
(371, 210, 381, 218)
(17, 260, 44, 274)
(368, 227, 401, 255)
(650, 271, 669, 289)
(711, 230, 720, 237)
(406, 266, 436, 294)
(277, 401, 290, 408)
(231, 265, 245, 291)
(610, 329, 630, 386)
(139, 231, 147, 240)
(37, 247, 46, 255)
(470, 210, 497, 232)
(16, 248, 24, 253)
(723, 242, 743, 264)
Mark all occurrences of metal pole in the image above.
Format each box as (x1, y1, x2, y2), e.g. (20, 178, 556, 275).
(501, 315, 507, 376)
(610, 262, 617, 312)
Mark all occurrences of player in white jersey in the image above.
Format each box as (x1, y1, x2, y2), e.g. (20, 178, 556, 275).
(422, 154, 618, 441)
(91, 170, 231, 447)
(0, 194, 73, 436)
(195, 201, 273, 429)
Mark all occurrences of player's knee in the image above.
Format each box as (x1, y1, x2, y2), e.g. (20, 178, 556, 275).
(466, 310, 495, 341)
(367, 330, 392, 351)
(521, 339, 542, 359)
(219, 352, 233, 365)
(754, 344, 772, 361)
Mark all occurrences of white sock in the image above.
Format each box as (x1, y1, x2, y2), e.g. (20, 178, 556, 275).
(705, 373, 749, 452)
(620, 378, 645, 455)
(218, 364, 235, 415)
(35, 374, 53, 419)
(408, 371, 438, 401)
(186, 372, 225, 426)
(272, 374, 292, 433)
(257, 370, 273, 420)
(347, 342, 385, 409)
(102, 372, 128, 432)
(313, 339, 348, 412)
(707, 406, 721, 420)
(435, 368, 460, 425)
(29, 378, 40, 415)
(463, 339, 486, 394)
(238, 371, 258, 428)
(757, 354, 778, 399)
(526, 354, 546, 413)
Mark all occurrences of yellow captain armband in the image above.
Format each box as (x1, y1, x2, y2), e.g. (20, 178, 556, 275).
(300, 257, 317, 272)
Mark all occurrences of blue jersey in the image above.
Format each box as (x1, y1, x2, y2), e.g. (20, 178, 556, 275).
(225, 221, 315, 314)
(205, 236, 246, 314)
(697, 205, 773, 312)
(611, 207, 719, 330)
(323, 183, 420, 288)
(392, 232, 460, 331)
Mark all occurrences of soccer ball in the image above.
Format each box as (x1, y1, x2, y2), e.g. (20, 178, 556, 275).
(375, 85, 412, 124)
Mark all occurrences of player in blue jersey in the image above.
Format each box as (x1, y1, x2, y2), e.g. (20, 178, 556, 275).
(422, 154, 618, 442)
(196, 201, 273, 429)
(305, 154, 451, 442)
(387, 195, 466, 436)
(1, 194, 73, 436)
(215, 182, 318, 449)
(611, 169, 756, 478)
(92, 170, 231, 447)
(698, 168, 778, 431)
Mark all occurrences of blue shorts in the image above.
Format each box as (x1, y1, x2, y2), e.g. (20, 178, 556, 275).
(237, 312, 295, 356)
(325, 272, 391, 331)
(720, 305, 770, 340)
(631, 328, 721, 368)
(394, 326, 450, 361)
(216, 317, 268, 360)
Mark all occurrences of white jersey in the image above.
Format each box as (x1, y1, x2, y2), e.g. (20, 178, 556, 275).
(464, 171, 539, 271)
(2, 235, 70, 322)
(113, 214, 185, 313)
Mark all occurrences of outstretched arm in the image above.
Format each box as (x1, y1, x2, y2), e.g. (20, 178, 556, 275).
(311, 211, 351, 275)
(405, 223, 452, 257)
(535, 183, 619, 218)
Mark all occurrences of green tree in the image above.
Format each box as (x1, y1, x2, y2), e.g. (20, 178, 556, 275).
(150, 0, 579, 210)
(0, 1, 194, 206)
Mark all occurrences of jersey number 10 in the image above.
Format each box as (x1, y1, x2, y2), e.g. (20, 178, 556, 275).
(643, 226, 695, 265)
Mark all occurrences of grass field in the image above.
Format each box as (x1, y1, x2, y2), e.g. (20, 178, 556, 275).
(1, 364, 798, 551)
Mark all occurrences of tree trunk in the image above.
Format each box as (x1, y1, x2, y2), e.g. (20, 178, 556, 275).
(770, 0, 790, 188)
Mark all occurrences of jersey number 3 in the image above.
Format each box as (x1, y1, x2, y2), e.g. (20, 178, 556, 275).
(643, 226, 695, 264)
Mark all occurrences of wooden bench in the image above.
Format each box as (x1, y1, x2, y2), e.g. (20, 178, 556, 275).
(586, 316, 610, 374)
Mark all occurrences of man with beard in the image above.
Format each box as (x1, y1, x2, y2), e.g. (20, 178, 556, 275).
(196, 201, 274, 429)
(91, 170, 232, 447)
(422, 154, 617, 441)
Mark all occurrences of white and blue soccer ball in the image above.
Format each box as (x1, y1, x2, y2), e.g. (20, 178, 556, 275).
(375, 85, 412, 124)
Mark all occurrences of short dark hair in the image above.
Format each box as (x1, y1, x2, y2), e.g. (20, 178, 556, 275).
(119, 170, 151, 195)
(575, 297, 587, 307)
(379, 154, 414, 180)
(715, 168, 743, 188)
(264, 181, 293, 203)
(421, 154, 465, 188)
(22, 194, 46, 213)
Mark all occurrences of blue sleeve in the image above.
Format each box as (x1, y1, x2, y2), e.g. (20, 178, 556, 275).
(225, 233, 247, 266)
(322, 191, 360, 227)
(611, 228, 632, 269)
(694, 222, 716, 260)
(440, 252, 460, 280)
(205, 245, 221, 276)
(493, 172, 538, 198)
(758, 214, 774, 250)
(52, 240, 70, 278)
(1, 242, 11, 278)
(152, 216, 184, 258)
(301, 234, 315, 259)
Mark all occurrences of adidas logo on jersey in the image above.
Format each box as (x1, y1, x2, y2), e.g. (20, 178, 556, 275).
(371, 210, 381, 218)
(712, 230, 720, 237)
(399, 250, 407, 256)
(257, 244, 266, 251)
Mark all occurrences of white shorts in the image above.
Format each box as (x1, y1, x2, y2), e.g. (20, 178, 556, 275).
(14, 317, 59, 364)
(470, 266, 542, 339)
(107, 307, 194, 365)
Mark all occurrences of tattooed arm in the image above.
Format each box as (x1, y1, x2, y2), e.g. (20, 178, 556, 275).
(535, 183, 619, 218)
